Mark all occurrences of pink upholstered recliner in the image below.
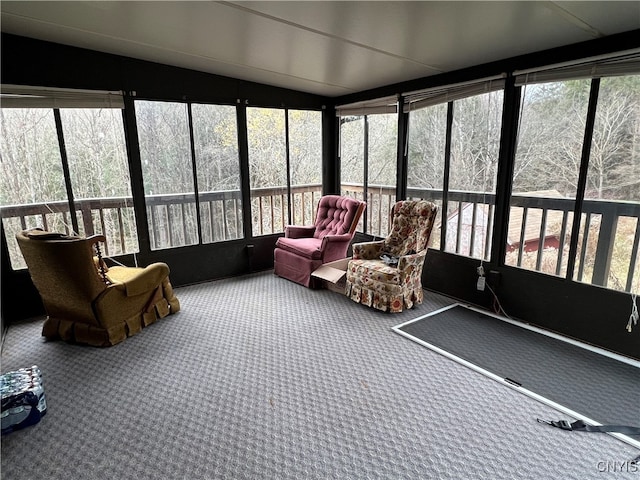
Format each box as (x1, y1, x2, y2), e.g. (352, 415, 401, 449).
(274, 195, 366, 287)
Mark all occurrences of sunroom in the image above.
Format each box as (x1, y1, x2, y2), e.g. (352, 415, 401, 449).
(1, 2, 639, 478)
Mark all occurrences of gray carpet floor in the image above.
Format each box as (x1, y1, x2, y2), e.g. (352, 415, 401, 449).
(2, 271, 639, 479)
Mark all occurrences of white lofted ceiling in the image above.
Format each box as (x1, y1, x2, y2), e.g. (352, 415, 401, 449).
(1, 1, 639, 97)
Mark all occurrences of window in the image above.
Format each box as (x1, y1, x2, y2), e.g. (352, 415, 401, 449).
(405, 83, 504, 259)
(407, 103, 447, 249)
(339, 111, 397, 236)
(447, 90, 502, 259)
(577, 75, 640, 293)
(339, 115, 364, 192)
(136, 100, 243, 249)
(247, 107, 288, 236)
(0, 109, 66, 268)
(511, 54, 640, 294)
(507, 80, 589, 276)
(366, 114, 398, 236)
(191, 103, 243, 243)
(246, 107, 323, 236)
(0, 87, 137, 268)
(136, 100, 198, 249)
(288, 110, 323, 226)
(60, 108, 138, 256)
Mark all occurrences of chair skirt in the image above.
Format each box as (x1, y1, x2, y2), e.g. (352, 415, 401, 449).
(274, 248, 323, 288)
(345, 259, 424, 312)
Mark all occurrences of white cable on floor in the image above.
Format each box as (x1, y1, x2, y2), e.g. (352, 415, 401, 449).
(626, 293, 638, 333)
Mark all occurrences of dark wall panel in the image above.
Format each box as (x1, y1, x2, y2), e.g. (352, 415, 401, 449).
(137, 242, 251, 287)
(1, 223, 44, 323)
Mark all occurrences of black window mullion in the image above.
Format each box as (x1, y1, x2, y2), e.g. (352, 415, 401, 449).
(363, 115, 369, 235)
(53, 109, 79, 236)
(186, 103, 203, 245)
(285, 108, 292, 226)
(396, 96, 409, 201)
(323, 107, 339, 196)
(121, 95, 152, 255)
(565, 78, 601, 281)
(440, 101, 454, 251)
(236, 101, 253, 240)
(492, 75, 520, 265)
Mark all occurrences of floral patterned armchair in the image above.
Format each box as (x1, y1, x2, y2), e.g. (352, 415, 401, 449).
(346, 200, 438, 312)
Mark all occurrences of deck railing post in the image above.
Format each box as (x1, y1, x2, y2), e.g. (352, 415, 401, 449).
(591, 209, 617, 287)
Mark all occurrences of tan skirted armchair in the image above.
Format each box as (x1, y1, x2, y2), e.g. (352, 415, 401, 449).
(16, 229, 180, 347)
(346, 200, 438, 312)
(274, 195, 366, 287)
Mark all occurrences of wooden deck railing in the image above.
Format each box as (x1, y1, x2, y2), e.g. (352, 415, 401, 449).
(2, 185, 638, 292)
(405, 187, 640, 292)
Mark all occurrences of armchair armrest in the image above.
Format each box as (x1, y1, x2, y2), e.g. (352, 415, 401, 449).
(320, 233, 353, 245)
(87, 234, 107, 244)
(319, 233, 355, 262)
(285, 225, 316, 239)
(352, 240, 385, 260)
(397, 249, 427, 271)
(110, 263, 170, 297)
